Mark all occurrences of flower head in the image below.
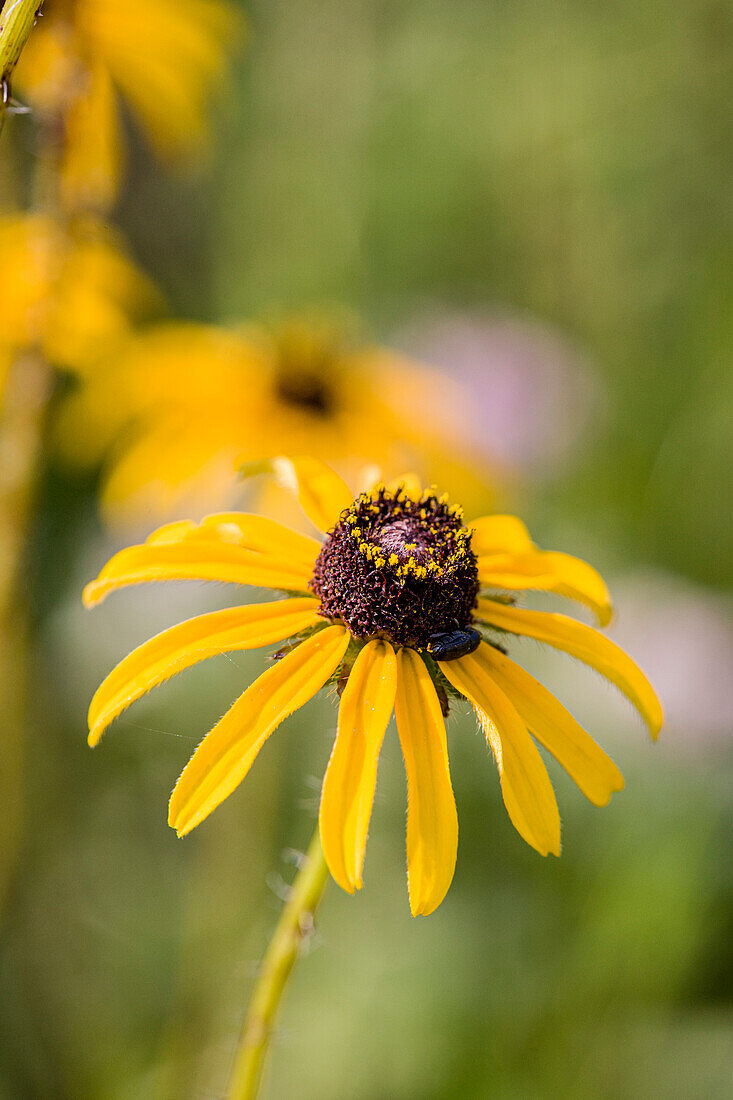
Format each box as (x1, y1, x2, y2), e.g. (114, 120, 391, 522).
(58, 317, 492, 527)
(0, 214, 158, 375)
(15, 0, 242, 210)
(84, 458, 662, 915)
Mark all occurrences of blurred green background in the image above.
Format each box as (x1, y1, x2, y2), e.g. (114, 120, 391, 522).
(2, 0, 732, 1096)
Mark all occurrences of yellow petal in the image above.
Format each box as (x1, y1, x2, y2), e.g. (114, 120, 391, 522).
(476, 600, 663, 738)
(83, 515, 315, 606)
(197, 513, 321, 567)
(241, 456, 353, 534)
(168, 625, 349, 836)
(470, 515, 535, 556)
(82, 0, 243, 159)
(319, 640, 397, 893)
(385, 473, 422, 499)
(440, 648, 561, 857)
(88, 597, 321, 746)
(478, 550, 613, 626)
(395, 648, 458, 916)
(467, 642, 624, 806)
(61, 62, 122, 211)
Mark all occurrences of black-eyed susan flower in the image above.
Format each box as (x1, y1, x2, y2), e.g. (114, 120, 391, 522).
(15, 0, 242, 211)
(58, 316, 491, 527)
(84, 458, 662, 916)
(0, 214, 158, 379)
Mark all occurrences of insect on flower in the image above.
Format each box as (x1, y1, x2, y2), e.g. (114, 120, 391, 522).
(84, 457, 663, 916)
(427, 627, 482, 661)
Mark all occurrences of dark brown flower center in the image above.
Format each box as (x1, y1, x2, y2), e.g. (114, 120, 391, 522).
(310, 485, 479, 647)
(275, 368, 335, 416)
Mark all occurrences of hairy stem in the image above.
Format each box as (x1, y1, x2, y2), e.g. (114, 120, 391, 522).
(227, 827, 330, 1100)
(0, 0, 42, 87)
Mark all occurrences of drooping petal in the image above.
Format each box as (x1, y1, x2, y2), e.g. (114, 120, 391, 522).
(478, 550, 613, 626)
(88, 597, 322, 746)
(168, 625, 350, 836)
(466, 642, 624, 806)
(470, 515, 534, 556)
(241, 456, 353, 534)
(83, 514, 315, 606)
(440, 647, 561, 856)
(475, 599, 663, 738)
(61, 63, 122, 211)
(82, 0, 242, 159)
(319, 640, 397, 893)
(395, 648, 458, 916)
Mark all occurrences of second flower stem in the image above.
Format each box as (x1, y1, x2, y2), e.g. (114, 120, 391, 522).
(227, 826, 330, 1100)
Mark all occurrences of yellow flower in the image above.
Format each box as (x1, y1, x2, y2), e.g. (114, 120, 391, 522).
(0, 214, 158, 372)
(58, 316, 491, 526)
(84, 457, 663, 916)
(15, 0, 242, 210)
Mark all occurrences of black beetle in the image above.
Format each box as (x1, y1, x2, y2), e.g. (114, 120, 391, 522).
(426, 627, 481, 661)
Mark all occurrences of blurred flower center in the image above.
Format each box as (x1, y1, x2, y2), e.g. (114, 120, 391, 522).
(310, 486, 479, 646)
(274, 366, 336, 417)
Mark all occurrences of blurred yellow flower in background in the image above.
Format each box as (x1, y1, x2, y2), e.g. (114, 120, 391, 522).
(57, 313, 494, 527)
(0, 214, 158, 377)
(84, 457, 662, 916)
(15, 0, 243, 210)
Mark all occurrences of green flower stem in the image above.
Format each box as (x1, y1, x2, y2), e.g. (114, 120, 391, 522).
(0, 0, 41, 79)
(227, 826, 330, 1100)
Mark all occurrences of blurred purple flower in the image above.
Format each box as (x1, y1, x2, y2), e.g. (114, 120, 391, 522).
(608, 572, 733, 750)
(394, 310, 605, 476)
(531, 570, 733, 754)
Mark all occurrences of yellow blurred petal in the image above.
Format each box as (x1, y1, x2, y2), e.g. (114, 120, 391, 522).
(319, 640, 397, 893)
(99, 416, 241, 525)
(88, 597, 321, 745)
(478, 550, 613, 626)
(395, 648, 458, 916)
(249, 456, 353, 534)
(60, 63, 122, 211)
(81, 0, 243, 159)
(168, 625, 349, 835)
(470, 515, 535, 556)
(83, 515, 315, 606)
(440, 648, 561, 857)
(468, 641, 624, 806)
(14, 23, 77, 112)
(47, 222, 160, 371)
(0, 215, 56, 348)
(385, 473, 422, 498)
(476, 600, 663, 738)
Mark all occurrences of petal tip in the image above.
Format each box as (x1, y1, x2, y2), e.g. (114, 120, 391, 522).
(648, 706, 664, 741)
(82, 582, 102, 608)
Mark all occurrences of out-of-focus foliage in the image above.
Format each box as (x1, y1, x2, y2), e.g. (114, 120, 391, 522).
(0, 1, 730, 1098)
